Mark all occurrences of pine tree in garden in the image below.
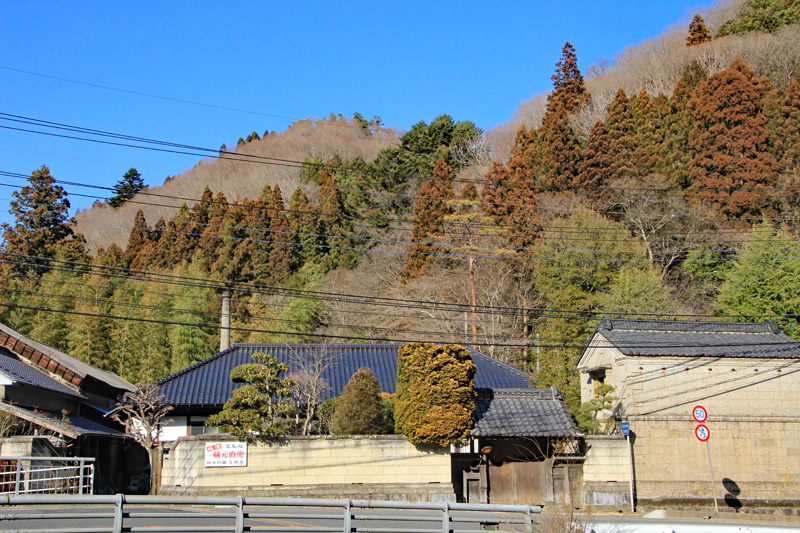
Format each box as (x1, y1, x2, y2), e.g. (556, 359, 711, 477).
(577, 121, 617, 201)
(547, 42, 591, 114)
(403, 159, 455, 278)
(686, 14, 712, 46)
(605, 89, 637, 178)
(687, 58, 778, 217)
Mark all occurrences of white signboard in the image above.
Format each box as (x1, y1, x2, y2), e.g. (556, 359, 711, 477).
(204, 441, 248, 467)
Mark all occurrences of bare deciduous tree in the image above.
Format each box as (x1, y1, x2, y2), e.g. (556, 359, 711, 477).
(288, 342, 341, 435)
(111, 384, 173, 494)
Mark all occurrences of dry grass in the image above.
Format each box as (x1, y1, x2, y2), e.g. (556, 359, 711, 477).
(74, 116, 398, 252)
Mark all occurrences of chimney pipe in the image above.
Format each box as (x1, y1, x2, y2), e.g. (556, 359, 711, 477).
(220, 289, 231, 352)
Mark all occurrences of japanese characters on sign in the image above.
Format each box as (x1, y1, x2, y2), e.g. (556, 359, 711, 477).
(204, 441, 248, 467)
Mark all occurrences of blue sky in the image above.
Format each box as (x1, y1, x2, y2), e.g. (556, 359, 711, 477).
(1, 0, 711, 228)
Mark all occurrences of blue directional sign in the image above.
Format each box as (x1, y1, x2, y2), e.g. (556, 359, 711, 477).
(621, 421, 630, 436)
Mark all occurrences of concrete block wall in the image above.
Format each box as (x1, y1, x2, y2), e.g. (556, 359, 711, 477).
(630, 419, 800, 504)
(583, 436, 629, 483)
(161, 435, 452, 496)
(622, 357, 800, 418)
(582, 436, 631, 507)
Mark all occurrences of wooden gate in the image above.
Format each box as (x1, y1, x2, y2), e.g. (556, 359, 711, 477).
(488, 461, 550, 505)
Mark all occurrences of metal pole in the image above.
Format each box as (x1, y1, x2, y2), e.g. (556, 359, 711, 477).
(626, 434, 635, 513)
(113, 493, 124, 533)
(235, 496, 244, 533)
(79, 460, 85, 494)
(705, 440, 719, 513)
(343, 499, 352, 533)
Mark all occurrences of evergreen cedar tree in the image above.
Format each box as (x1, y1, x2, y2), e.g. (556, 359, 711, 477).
(605, 88, 637, 179)
(1, 165, 73, 275)
(331, 367, 382, 435)
(578, 121, 616, 204)
(394, 343, 476, 447)
(206, 353, 295, 444)
(109, 168, 146, 208)
(686, 14, 712, 46)
(402, 159, 455, 278)
(688, 55, 778, 217)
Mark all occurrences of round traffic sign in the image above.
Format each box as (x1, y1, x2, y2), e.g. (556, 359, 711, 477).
(695, 424, 710, 441)
(692, 405, 708, 423)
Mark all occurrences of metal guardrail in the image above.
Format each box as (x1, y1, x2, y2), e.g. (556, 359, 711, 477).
(0, 456, 94, 495)
(0, 494, 542, 532)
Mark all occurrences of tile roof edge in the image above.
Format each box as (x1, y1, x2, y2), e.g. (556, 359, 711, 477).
(155, 345, 240, 386)
(465, 347, 529, 377)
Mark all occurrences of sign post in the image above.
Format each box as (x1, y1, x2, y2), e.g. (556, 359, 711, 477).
(621, 421, 634, 512)
(693, 406, 718, 513)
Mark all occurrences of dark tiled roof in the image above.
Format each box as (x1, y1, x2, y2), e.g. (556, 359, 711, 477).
(156, 343, 530, 406)
(595, 318, 800, 359)
(0, 322, 135, 392)
(0, 347, 83, 398)
(472, 387, 581, 438)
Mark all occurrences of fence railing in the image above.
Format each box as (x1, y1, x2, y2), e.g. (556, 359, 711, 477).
(0, 456, 94, 495)
(0, 494, 542, 532)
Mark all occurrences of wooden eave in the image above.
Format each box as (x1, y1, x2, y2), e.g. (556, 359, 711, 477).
(0, 330, 83, 389)
(0, 402, 78, 440)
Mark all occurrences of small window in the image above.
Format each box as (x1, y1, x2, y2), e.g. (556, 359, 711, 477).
(189, 417, 220, 436)
(590, 371, 606, 398)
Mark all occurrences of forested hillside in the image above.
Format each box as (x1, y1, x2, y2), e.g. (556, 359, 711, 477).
(2, 0, 799, 417)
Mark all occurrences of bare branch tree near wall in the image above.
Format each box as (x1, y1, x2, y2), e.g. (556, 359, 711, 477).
(288, 342, 341, 435)
(111, 384, 173, 494)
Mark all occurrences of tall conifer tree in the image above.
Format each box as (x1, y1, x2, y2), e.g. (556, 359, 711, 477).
(577, 121, 617, 201)
(288, 187, 322, 265)
(403, 159, 455, 278)
(688, 57, 778, 217)
(605, 89, 637, 178)
(547, 42, 591, 114)
(2, 166, 73, 275)
(686, 14, 712, 46)
(264, 185, 298, 283)
(775, 78, 800, 171)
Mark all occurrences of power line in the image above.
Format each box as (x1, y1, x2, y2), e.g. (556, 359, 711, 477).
(3, 251, 800, 324)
